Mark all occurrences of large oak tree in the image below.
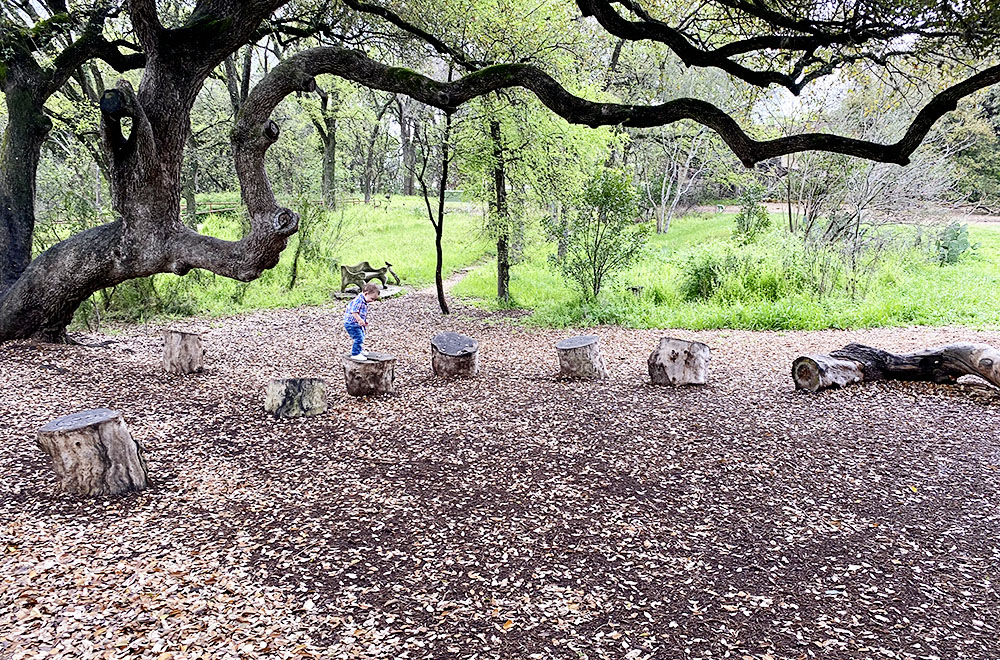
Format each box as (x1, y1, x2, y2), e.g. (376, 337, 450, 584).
(2, 0, 1000, 341)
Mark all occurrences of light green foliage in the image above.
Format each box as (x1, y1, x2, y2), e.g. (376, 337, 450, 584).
(935, 221, 977, 265)
(559, 169, 650, 300)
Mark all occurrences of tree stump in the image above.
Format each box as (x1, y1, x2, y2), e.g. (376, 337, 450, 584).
(343, 353, 396, 396)
(431, 332, 479, 378)
(265, 378, 328, 417)
(36, 409, 148, 497)
(556, 335, 608, 380)
(793, 342, 1000, 393)
(163, 330, 204, 374)
(648, 337, 711, 385)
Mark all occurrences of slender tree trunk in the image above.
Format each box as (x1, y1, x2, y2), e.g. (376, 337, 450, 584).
(321, 119, 337, 209)
(399, 100, 416, 196)
(489, 120, 510, 302)
(435, 112, 452, 315)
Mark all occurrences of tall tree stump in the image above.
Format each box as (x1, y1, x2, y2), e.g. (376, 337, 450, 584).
(36, 409, 148, 496)
(648, 337, 711, 385)
(163, 330, 204, 374)
(793, 342, 1000, 392)
(431, 332, 479, 378)
(556, 335, 608, 380)
(265, 378, 328, 417)
(343, 353, 396, 396)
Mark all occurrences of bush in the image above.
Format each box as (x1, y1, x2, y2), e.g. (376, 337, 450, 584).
(560, 169, 650, 299)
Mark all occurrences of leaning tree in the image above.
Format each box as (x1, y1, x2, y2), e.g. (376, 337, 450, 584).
(2, 0, 1000, 342)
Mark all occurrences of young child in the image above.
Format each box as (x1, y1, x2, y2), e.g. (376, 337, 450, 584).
(344, 283, 380, 360)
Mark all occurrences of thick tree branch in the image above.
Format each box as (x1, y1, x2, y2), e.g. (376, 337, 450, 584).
(245, 45, 1000, 167)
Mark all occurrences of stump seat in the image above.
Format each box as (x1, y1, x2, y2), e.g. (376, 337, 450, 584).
(556, 335, 608, 380)
(36, 408, 148, 496)
(648, 337, 711, 386)
(265, 378, 328, 417)
(343, 353, 396, 396)
(163, 330, 204, 374)
(431, 332, 479, 378)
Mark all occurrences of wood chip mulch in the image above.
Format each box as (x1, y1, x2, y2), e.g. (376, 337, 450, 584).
(2, 292, 999, 660)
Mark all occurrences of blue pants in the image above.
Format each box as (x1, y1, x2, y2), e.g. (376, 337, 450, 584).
(345, 323, 365, 355)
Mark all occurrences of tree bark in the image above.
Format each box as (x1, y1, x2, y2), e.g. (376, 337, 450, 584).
(556, 335, 609, 380)
(435, 110, 453, 315)
(792, 342, 1000, 392)
(36, 408, 148, 496)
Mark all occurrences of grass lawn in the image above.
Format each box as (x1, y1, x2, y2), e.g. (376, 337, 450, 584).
(452, 212, 1000, 330)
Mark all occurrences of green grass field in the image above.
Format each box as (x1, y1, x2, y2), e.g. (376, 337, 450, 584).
(452, 212, 1000, 330)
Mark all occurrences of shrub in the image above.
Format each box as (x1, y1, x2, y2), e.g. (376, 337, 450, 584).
(732, 180, 772, 244)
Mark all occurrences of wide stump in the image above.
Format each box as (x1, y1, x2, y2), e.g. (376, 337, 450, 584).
(36, 408, 148, 496)
(648, 337, 711, 386)
(343, 353, 396, 396)
(265, 378, 328, 418)
(431, 332, 479, 378)
(163, 330, 204, 374)
(556, 335, 608, 380)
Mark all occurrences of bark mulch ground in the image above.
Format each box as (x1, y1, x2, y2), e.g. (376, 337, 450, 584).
(2, 292, 998, 660)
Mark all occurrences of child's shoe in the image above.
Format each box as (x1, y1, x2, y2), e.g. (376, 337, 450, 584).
(350, 353, 368, 362)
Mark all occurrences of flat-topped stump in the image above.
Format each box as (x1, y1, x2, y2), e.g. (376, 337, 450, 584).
(431, 332, 479, 378)
(556, 335, 608, 380)
(265, 378, 328, 417)
(36, 408, 148, 496)
(163, 330, 204, 374)
(343, 353, 396, 396)
(648, 337, 711, 386)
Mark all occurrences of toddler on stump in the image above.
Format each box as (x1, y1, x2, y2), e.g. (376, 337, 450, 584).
(344, 283, 380, 361)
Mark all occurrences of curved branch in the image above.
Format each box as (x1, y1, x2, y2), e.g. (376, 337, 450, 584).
(240, 45, 1000, 167)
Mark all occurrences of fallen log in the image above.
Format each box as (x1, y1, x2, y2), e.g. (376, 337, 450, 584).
(36, 408, 148, 496)
(792, 342, 1000, 393)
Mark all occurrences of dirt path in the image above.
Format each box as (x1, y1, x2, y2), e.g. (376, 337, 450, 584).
(2, 298, 999, 659)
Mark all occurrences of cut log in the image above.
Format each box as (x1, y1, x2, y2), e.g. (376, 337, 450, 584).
(36, 408, 148, 496)
(556, 335, 608, 380)
(793, 342, 1000, 393)
(648, 337, 711, 386)
(163, 330, 204, 374)
(343, 353, 396, 396)
(431, 332, 479, 378)
(265, 378, 328, 417)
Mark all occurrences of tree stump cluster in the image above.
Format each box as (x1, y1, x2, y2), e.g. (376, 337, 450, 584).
(793, 342, 1000, 392)
(431, 332, 479, 378)
(343, 353, 396, 396)
(265, 378, 328, 417)
(163, 330, 204, 374)
(556, 335, 608, 380)
(36, 409, 148, 497)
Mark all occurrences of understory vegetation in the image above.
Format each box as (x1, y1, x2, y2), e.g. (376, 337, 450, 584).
(453, 210, 1000, 330)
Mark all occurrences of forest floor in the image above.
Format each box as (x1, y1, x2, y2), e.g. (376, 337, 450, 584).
(2, 292, 999, 660)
